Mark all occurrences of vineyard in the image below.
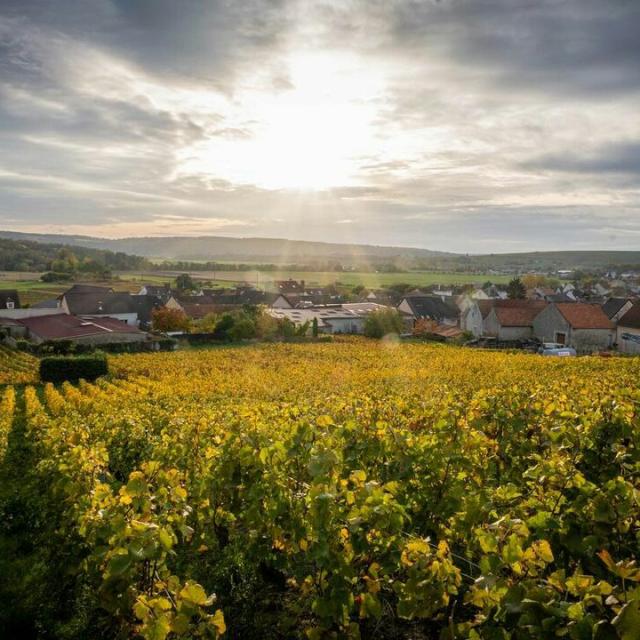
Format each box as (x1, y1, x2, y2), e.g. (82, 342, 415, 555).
(0, 340, 639, 639)
(0, 344, 38, 384)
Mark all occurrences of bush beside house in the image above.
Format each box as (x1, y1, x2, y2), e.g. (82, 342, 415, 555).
(363, 308, 404, 338)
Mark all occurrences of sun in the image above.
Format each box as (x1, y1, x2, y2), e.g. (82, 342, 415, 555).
(178, 52, 385, 191)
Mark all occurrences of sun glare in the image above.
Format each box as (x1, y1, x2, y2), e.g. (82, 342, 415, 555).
(178, 53, 385, 191)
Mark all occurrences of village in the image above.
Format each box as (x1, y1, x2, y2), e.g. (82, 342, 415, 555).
(1, 271, 640, 356)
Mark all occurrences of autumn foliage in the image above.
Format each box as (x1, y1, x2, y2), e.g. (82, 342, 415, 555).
(1, 340, 639, 638)
(152, 306, 191, 332)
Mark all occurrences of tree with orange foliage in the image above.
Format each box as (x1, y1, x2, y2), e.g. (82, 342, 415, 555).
(152, 307, 190, 333)
(413, 318, 439, 336)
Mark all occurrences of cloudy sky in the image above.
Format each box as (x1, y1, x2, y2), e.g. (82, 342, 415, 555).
(1, 0, 639, 253)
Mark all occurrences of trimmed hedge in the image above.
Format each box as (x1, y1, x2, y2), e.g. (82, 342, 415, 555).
(39, 355, 109, 383)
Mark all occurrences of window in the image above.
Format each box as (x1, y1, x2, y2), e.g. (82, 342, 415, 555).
(555, 331, 567, 345)
(6, 301, 14, 309)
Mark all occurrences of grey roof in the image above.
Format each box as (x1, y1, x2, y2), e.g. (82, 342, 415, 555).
(61, 284, 114, 297)
(131, 295, 164, 323)
(32, 298, 60, 309)
(401, 296, 459, 320)
(602, 297, 631, 319)
(0, 289, 20, 309)
(63, 292, 137, 315)
(618, 303, 640, 329)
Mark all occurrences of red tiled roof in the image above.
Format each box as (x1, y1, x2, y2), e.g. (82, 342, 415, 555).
(493, 300, 547, 327)
(18, 314, 141, 340)
(431, 324, 464, 338)
(555, 303, 614, 330)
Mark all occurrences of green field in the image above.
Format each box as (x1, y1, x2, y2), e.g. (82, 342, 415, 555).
(137, 269, 511, 289)
(0, 273, 173, 305)
(2, 269, 510, 304)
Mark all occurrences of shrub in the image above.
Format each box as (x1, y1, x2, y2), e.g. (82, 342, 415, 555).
(40, 354, 108, 383)
(40, 271, 74, 283)
(364, 308, 404, 338)
(212, 314, 235, 341)
(38, 339, 76, 355)
(15, 339, 31, 352)
(229, 318, 256, 341)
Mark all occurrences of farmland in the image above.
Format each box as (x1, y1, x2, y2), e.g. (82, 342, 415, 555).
(1, 270, 511, 305)
(0, 341, 639, 638)
(131, 269, 512, 289)
(0, 345, 38, 384)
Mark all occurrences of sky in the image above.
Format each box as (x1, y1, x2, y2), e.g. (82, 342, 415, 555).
(1, 0, 639, 253)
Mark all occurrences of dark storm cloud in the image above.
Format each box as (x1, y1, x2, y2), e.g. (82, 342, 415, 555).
(0, 0, 292, 89)
(342, 0, 640, 96)
(525, 142, 640, 175)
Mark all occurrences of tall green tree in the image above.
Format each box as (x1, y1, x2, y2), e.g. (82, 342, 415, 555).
(175, 273, 196, 291)
(507, 277, 526, 300)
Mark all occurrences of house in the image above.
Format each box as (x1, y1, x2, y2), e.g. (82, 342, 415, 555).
(203, 286, 275, 306)
(532, 303, 614, 353)
(267, 303, 389, 335)
(477, 300, 494, 331)
(547, 292, 577, 303)
(616, 304, 640, 354)
(272, 294, 305, 309)
(471, 288, 490, 301)
(0, 290, 21, 310)
(15, 314, 148, 346)
(484, 300, 547, 341)
(432, 288, 453, 297)
(61, 291, 139, 326)
(131, 295, 165, 329)
(361, 289, 402, 306)
(166, 294, 214, 311)
(602, 298, 634, 323)
(0, 308, 68, 338)
(593, 283, 610, 297)
(529, 287, 556, 301)
(275, 279, 306, 294)
(271, 290, 342, 309)
(166, 294, 238, 319)
(455, 296, 483, 337)
(484, 285, 508, 300)
(0, 307, 67, 321)
(138, 284, 172, 300)
(397, 296, 460, 327)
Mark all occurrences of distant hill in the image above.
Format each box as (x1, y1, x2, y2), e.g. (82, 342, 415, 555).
(0, 230, 638, 273)
(0, 236, 149, 273)
(443, 251, 640, 272)
(0, 231, 450, 262)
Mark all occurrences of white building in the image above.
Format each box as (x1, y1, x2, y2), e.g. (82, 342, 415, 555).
(267, 303, 389, 334)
